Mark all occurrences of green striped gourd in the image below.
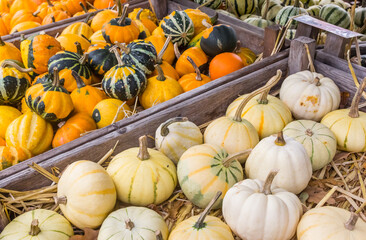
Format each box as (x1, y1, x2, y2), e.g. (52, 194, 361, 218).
(243, 18, 274, 28)
(227, 0, 257, 16)
(256, 0, 266, 9)
(177, 143, 246, 209)
(319, 0, 350, 9)
(280, 0, 304, 7)
(300, 0, 316, 7)
(216, 9, 239, 18)
(307, 5, 322, 16)
(240, 14, 261, 20)
(102, 48, 146, 101)
(319, 4, 350, 29)
(160, 11, 194, 47)
(355, 0, 366, 28)
(286, 29, 297, 39)
(194, 0, 222, 9)
(0, 61, 31, 105)
(261, 0, 283, 21)
(275, 0, 308, 28)
(119, 40, 157, 75)
(87, 42, 118, 77)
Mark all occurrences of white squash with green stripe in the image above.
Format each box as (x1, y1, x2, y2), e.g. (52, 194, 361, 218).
(240, 13, 261, 20)
(319, 0, 351, 9)
(307, 5, 322, 17)
(160, 11, 194, 47)
(107, 136, 177, 206)
(227, 0, 257, 16)
(283, 120, 337, 171)
(320, 4, 350, 29)
(194, 0, 222, 9)
(355, 0, 366, 28)
(261, 0, 284, 21)
(275, 0, 308, 28)
(286, 29, 297, 39)
(177, 143, 245, 209)
(0, 209, 74, 240)
(300, 0, 316, 7)
(280, 0, 304, 7)
(216, 9, 239, 18)
(98, 207, 169, 240)
(57, 160, 117, 229)
(243, 17, 274, 28)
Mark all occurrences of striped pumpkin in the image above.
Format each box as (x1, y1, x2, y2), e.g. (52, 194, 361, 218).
(279, 0, 304, 7)
(355, 1, 366, 28)
(0, 106, 21, 139)
(275, 0, 308, 28)
(160, 11, 194, 47)
(307, 5, 322, 16)
(107, 136, 177, 206)
(319, 4, 350, 29)
(0, 146, 32, 170)
(319, 0, 351, 9)
(61, 21, 94, 39)
(0, 60, 31, 105)
(87, 42, 118, 76)
(261, 0, 283, 21)
(227, 0, 257, 16)
(240, 14, 261, 20)
(120, 40, 157, 75)
(216, 9, 239, 18)
(300, 0, 317, 7)
(194, 0, 222, 9)
(200, 24, 237, 57)
(178, 143, 244, 209)
(286, 29, 297, 39)
(57, 160, 117, 229)
(243, 18, 274, 28)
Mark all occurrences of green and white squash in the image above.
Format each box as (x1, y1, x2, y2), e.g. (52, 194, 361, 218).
(275, 0, 308, 28)
(286, 29, 297, 39)
(283, 120, 337, 171)
(194, 0, 222, 9)
(300, 0, 316, 7)
(319, 4, 350, 29)
(319, 0, 351, 9)
(355, 0, 366, 28)
(240, 13, 261, 20)
(307, 5, 322, 17)
(155, 117, 203, 164)
(227, 0, 257, 16)
(261, 0, 283, 21)
(177, 143, 246, 209)
(243, 18, 274, 28)
(87, 43, 118, 77)
(280, 0, 304, 7)
(98, 207, 169, 240)
(160, 11, 194, 47)
(216, 9, 239, 18)
(0, 209, 74, 240)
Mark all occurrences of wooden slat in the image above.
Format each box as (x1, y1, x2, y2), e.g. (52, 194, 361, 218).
(288, 37, 316, 75)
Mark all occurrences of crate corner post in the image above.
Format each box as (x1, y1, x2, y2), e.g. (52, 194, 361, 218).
(149, 0, 168, 20)
(288, 36, 316, 75)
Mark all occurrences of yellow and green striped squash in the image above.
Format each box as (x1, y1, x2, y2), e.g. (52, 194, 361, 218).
(307, 5, 322, 17)
(275, 0, 308, 28)
(319, 4, 350, 29)
(160, 11, 194, 47)
(243, 18, 274, 29)
(0, 105, 21, 139)
(61, 21, 94, 39)
(261, 0, 283, 21)
(227, 0, 257, 16)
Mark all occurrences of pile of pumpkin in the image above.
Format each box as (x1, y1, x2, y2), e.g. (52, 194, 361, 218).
(0, 4, 257, 170)
(1, 63, 366, 239)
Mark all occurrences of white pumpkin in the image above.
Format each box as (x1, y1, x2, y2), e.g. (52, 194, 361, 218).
(283, 120, 337, 171)
(280, 70, 341, 121)
(155, 117, 203, 164)
(297, 206, 366, 240)
(245, 132, 312, 194)
(57, 160, 117, 229)
(98, 206, 169, 240)
(0, 209, 74, 240)
(223, 171, 303, 240)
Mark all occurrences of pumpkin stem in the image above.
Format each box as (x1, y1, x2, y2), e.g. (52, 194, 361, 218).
(262, 0, 270, 19)
(80, 2, 88, 13)
(75, 42, 84, 55)
(110, 46, 124, 66)
(55, 195, 67, 205)
(46, 0, 54, 7)
(349, 77, 366, 118)
(136, 8, 143, 20)
(52, 67, 61, 87)
(258, 90, 269, 104)
(344, 212, 359, 231)
(197, 0, 215, 9)
(201, 18, 212, 29)
(222, 149, 252, 168)
(234, 40, 242, 54)
(115, 41, 130, 54)
(79, 52, 89, 65)
(51, 15, 56, 23)
(157, 36, 172, 64)
(71, 70, 86, 89)
(160, 117, 188, 137)
(117, 3, 129, 25)
(186, 56, 202, 81)
(155, 64, 166, 81)
(262, 170, 279, 195)
(210, 12, 218, 25)
(155, 230, 163, 240)
(86, 1, 98, 10)
(137, 135, 150, 160)
(33, 10, 40, 17)
(173, 43, 181, 59)
(116, 0, 123, 16)
(125, 219, 135, 230)
(29, 219, 41, 236)
(1, 60, 33, 73)
(0, 36, 4, 46)
(304, 43, 316, 72)
(305, 129, 313, 137)
(313, 77, 321, 86)
(274, 131, 286, 146)
(194, 191, 222, 229)
(294, 0, 300, 7)
(233, 70, 282, 122)
(85, 11, 96, 24)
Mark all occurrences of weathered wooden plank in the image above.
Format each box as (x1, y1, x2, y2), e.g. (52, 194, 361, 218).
(295, 22, 319, 40)
(323, 32, 350, 58)
(263, 25, 281, 58)
(149, 0, 168, 19)
(288, 37, 316, 75)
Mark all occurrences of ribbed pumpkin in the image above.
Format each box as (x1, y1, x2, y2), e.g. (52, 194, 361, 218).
(307, 5, 322, 17)
(0, 37, 22, 63)
(160, 10, 194, 47)
(10, 9, 42, 30)
(275, 0, 308, 28)
(87, 42, 117, 76)
(90, 9, 117, 32)
(178, 56, 211, 92)
(261, 0, 283, 21)
(56, 34, 91, 53)
(175, 46, 208, 77)
(140, 65, 183, 109)
(0, 146, 32, 170)
(20, 33, 62, 76)
(61, 20, 94, 39)
(128, 8, 158, 25)
(89, 29, 106, 44)
(5, 111, 53, 155)
(0, 0, 9, 13)
(62, 0, 86, 15)
(234, 43, 257, 65)
(10, 21, 41, 34)
(92, 98, 131, 129)
(185, 8, 216, 36)
(107, 135, 177, 206)
(0, 137, 4, 146)
(319, 4, 350, 29)
(57, 160, 117, 229)
(37, 0, 68, 19)
(9, 0, 37, 15)
(0, 60, 32, 105)
(132, 8, 158, 34)
(0, 105, 22, 139)
(227, 0, 257, 16)
(70, 71, 107, 116)
(0, 15, 9, 37)
(25, 67, 74, 122)
(146, 35, 175, 65)
(41, 10, 70, 25)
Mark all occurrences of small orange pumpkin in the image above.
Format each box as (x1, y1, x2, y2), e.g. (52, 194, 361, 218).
(10, 0, 37, 15)
(94, 0, 122, 9)
(209, 52, 244, 80)
(37, 0, 68, 19)
(90, 9, 117, 32)
(10, 21, 41, 34)
(0, 37, 22, 62)
(42, 10, 70, 25)
(1, 12, 12, 33)
(10, 9, 42, 30)
(0, 15, 9, 36)
(178, 56, 211, 92)
(0, 146, 33, 170)
(56, 34, 91, 53)
(62, 0, 86, 15)
(0, 0, 10, 13)
(175, 45, 208, 77)
(145, 35, 175, 65)
(0, 137, 5, 146)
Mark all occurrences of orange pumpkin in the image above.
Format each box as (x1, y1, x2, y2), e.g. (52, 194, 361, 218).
(73, 2, 96, 17)
(178, 56, 211, 92)
(10, 0, 37, 15)
(0, 0, 10, 13)
(56, 34, 91, 53)
(175, 45, 208, 77)
(90, 9, 117, 32)
(152, 26, 164, 38)
(145, 35, 175, 65)
(0, 37, 22, 62)
(89, 29, 106, 44)
(94, 0, 125, 9)
(0, 15, 8, 36)
(0, 146, 32, 170)
(37, 0, 68, 19)
(52, 112, 97, 148)
(133, 8, 157, 35)
(235, 45, 257, 66)
(62, 0, 86, 15)
(1, 12, 12, 33)
(10, 9, 42, 30)
(209, 52, 244, 80)
(0, 137, 5, 146)
(10, 21, 41, 34)
(42, 10, 70, 25)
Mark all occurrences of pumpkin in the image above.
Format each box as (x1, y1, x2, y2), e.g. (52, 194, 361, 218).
(355, 0, 366, 28)
(146, 34, 176, 69)
(0, 60, 32, 105)
(160, 10, 194, 47)
(235, 43, 257, 65)
(169, 192, 234, 240)
(90, 9, 117, 32)
(107, 135, 177, 206)
(10, 21, 41, 34)
(20, 33, 62, 76)
(194, 0, 222, 9)
(0, 105, 22, 139)
(102, 47, 147, 101)
(319, 4, 350, 29)
(128, 7, 158, 25)
(0, 15, 9, 36)
(280, 70, 341, 121)
(87, 42, 118, 76)
(98, 207, 169, 240)
(42, 10, 70, 25)
(62, 0, 86, 15)
(37, 0, 68, 19)
(185, 9, 217, 36)
(9, 0, 37, 15)
(245, 131, 312, 194)
(155, 117, 203, 164)
(187, 28, 207, 49)
(0, 12, 11, 33)
(321, 77, 366, 152)
(70, 70, 107, 116)
(226, 82, 292, 139)
(20, 97, 32, 113)
(57, 160, 116, 229)
(178, 56, 212, 92)
(275, 0, 307, 28)
(102, 5, 139, 44)
(227, 0, 257, 16)
(261, 0, 283, 21)
(56, 33, 91, 53)
(132, 9, 152, 39)
(297, 206, 366, 240)
(209, 52, 244, 80)
(5, 111, 53, 155)
(48, 43, 92, 92)
(0, 209, 74, 239)
(32, 72, 52, 85)
(0, 37, 22, 63)
(283, 120, 336, 171)
(10, 9, 42, 30)
(140, 64, 183, 109)
(223, 170, 303, 240)
(152, 26, 165, 38)
(89, 29, 106, 44)
(0, 137, 4, 146)
(25, 67, 74, 122)
(0, 0, 9, 13)
(204, 71, 282, 158)
(92, 98, 131, 129)
(61, 20, 94, 39)
(175, 46, 208, 77)
(132, 8, 158, 34)
(0, 146, 32, 170)
(94, 0, 118, 9)
(118, 40, 157, 75)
